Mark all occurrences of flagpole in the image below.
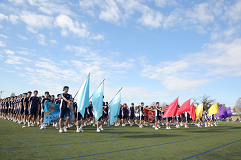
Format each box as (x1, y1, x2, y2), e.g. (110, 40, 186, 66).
(74, 73, 90, 99)
(109, 87, 123, 104)
(89, 79, 105, 98)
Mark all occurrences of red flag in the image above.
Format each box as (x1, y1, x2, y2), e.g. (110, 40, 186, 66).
(163, 97, 179, 118)
(177, 99, 191, 116)
(188, 102, 196, 121)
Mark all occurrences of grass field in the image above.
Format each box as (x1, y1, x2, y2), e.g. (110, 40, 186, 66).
(0, 119, 240, 160)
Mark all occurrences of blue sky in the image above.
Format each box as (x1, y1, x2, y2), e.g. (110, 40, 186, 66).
(0, 0, 241, 107)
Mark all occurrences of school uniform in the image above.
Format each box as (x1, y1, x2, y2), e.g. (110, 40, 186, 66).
(122, 107, 129, 119)
(20, 97, 24, 115)
(24, 97, 30, 115)
(139, 106, 144, 120)
(87, 105, 93, 118)
(59, 93, 72, 118)
(41, 98, 51, 118)
(29, 96, 40, 115)
(129, 106, 135, 119)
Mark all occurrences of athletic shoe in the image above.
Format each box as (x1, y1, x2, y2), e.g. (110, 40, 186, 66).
(166, 127, 169, 129)
(99, 125, 104, 130)
(31, 123, 34, 127)
(28, 122, 31, 127)
(93, 124, 95, 126)
(185, 126, 189, 128)
(152, 125, 155, 128)
(96, 128, 100, 132)
(122, 124, 126, 126)
(79, 128, 84, 132)
(63, 126, 67, 132)
(59, 128, 63, 133)
(76, 129, 80, 132)
(211, 124, 213, 127)
(155, 127, 159, 130)
(157, 125, 161, 128)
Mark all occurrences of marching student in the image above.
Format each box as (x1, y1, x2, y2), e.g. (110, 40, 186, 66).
(139, 102, 144, 128)
(122, 103, 128, 126)
(154, 102, 161, 130)
(40, 92, 51, 129)
(23, 91, 31, 125)
(73, 98, 84, 133)
(129, 103, 135, 126)
(97, 101, 107, 132)
(87, 101, 95, 126)
(204, 110, 210, 127)
(28, 90, 40, 127)
(184, 112, 190, 128)
(59, 86, 72, 133)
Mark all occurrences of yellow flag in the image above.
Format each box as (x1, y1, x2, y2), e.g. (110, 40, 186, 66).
(208, 103, 220, 116)
(195, 103, 203, 119)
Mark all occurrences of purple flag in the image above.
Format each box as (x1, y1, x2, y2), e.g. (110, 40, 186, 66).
(215, 107, 223, 118)
(227, 107, 233, 117)
(222, 109, 228, 119)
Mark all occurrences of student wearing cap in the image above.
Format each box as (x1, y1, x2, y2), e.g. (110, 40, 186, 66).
(59, 86, 72, 133)
(40, 92, 51, 129)
(139, 102, 144, 128)
(28, 90, 40, 127)
(129, 103, 135, 126)
(23, 91, 31, 125)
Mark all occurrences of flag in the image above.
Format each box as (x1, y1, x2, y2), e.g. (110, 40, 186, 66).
(189, 102, 196, 121)
(75, 74, 90, 117)
(92, 81, 104, 120)
(222, 108, 228, 119)
(195, 103, 203, 119)
(44, 102, 60, 123)
(208, 103, 219, 116)
(215, 107, 223, 118)
(163, 97, 179, 118)
(109, 90, 121, 124)
(177, 99, 191, 115)
(227, 107, 233, 117)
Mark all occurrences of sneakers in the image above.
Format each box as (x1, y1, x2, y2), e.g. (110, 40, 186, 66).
(28, 122, 31, 127)
(31, 123, 34, 127)
(63, 126, 68, 132)
(59, 128, 63, 133)
(166, 127, 171, 130)
(93, 124, 95, 126)
(155, 127, 159, 130)
(185, 125, 189, 128)
(96, 128, 100, 132)
(122, 124, 126, 126)
(99, 125, 104, 130)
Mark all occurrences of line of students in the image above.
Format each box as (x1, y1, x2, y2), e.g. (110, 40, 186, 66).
(0, 86, 218, 133)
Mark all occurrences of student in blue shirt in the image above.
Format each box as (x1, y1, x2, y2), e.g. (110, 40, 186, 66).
(28, 90, 40, 127)
(122, 103, 129, 126)
(139, 102, 144, 128)
(59, 86, 72, 133)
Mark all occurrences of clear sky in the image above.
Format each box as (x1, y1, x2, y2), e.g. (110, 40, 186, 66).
(0, 0, 240, 107)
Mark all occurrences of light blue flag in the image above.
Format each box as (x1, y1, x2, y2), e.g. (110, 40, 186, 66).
(44, 102, 60, 124)
(92, 81, 104, 120)
(109, 91, 121, 124)
(76, 74, 90, 117)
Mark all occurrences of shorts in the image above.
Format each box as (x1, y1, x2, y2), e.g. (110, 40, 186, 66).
(198, 118, 202, 122)
(24, 110, 29, 115)
(38, 110, 41, 116)
(20, 107, 24, 114)
(176, 116, 181, 122)
(118, 114, 122, 119)
(74, 112, 77, 118)
(155, 116, 160, 122)
(166, 117, 172, 122)
(97, 117, 102, 121)
(129, 114, 134, 119)
(30, 109, 38, 116)
(102, 113, 108, 119)
(11, 109, 14, 114)
(8, 108, 11, 113)
(59, 108, 70, 118)
(16, 109, 19, 114)
(4, 108, 8, 113)
(139, 115, 144, 121)
(122, 114, 128, 119)
(77, 112, 83, 121)
(41, 112, 44, 118)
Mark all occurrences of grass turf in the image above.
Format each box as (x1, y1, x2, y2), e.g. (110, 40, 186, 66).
(0, 119, 240, 160)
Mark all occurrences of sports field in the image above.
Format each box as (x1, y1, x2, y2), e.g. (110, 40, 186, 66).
(0, 120, 240, 160)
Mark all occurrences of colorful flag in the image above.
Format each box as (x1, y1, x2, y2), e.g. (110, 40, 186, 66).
(177, 99, 191, 115)
(195, 103, 203, 119)
(75, 74, 90, 117)
(208, 103, 219, 116)
(109, 90, 121, 124)
(44, 102, 60, 124)
(92, 81, 104, 120)
(163, 97, 179, 118)
(227, 107, 233, 117)
(189, 102, 196, 121)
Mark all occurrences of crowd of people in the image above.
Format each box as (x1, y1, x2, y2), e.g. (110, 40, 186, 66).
(0, 86, 218, 133)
